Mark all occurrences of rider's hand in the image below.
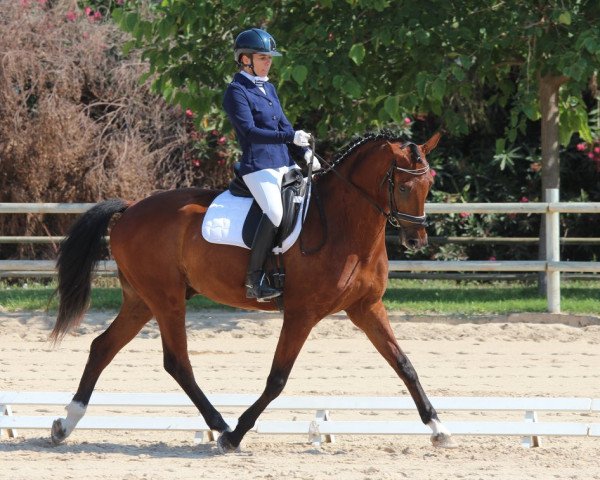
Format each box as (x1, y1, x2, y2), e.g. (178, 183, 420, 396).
(304, 149, 321, 171)
(293, 130, 312, 147)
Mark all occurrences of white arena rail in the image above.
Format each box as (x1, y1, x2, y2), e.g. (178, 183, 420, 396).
(1, 190, 600, 312)
(1, 392, 598, 448)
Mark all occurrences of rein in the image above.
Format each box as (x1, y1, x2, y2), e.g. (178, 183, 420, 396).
(300, 137, 328, 255)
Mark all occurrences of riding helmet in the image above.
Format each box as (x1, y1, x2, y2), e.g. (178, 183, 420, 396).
(234, 28, 282, 63)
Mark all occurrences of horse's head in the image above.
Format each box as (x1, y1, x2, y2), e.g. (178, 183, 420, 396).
(382, 132, 440, 250)
(317, 130, 440, 251)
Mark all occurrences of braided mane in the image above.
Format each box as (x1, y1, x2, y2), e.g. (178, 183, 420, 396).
(313, 130, 406, 178)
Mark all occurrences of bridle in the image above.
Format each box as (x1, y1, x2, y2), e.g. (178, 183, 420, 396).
(300, 138, 430, 255)
(383, 142, 430, 228)
(314, 140, 430, 229)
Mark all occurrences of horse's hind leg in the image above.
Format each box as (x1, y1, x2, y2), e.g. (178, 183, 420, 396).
(51, 279, 153, 444)
(346, 300, 456, 448)
(152, 299, 230, 434)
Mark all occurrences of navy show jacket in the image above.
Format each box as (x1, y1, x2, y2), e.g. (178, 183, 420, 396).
(223, 72, 303, 176)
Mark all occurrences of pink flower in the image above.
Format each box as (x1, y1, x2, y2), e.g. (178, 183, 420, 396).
(576, 143, 587, 151)
(93, 11, 102, 21)
(211, 129, 220, 136)
(20, 0, 30, 7)
(488, 256, 497, 261)
(459, 212, 470, 218)
(594, 147, 600, 154)
(403, 117, 412, 125)
(430, 169, 437, 177)
(84, 6, 93, 16)
(217, 136, 227, 145)
(185, 109, 194, 118)
(520, 196, 529, 203)
(192, 159, 201, 167)
(66, 11, 78, 21)
(588, 152, 595, 159)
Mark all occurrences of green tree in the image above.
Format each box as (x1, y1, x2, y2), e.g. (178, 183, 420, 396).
(114, 0, 600, 192)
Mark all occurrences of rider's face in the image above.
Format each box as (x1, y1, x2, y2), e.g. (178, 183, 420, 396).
(245, 53, 272, 77)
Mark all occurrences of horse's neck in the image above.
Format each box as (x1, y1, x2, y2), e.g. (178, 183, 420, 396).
(316, 169, 388, 256)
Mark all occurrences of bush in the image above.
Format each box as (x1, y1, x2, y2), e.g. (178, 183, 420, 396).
(0, 0, 232, 260)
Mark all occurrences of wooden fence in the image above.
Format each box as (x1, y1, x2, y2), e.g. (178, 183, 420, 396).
(1, 189, 600, 313)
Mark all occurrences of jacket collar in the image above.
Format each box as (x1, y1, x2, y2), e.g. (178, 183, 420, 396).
(234, 72, 270, 99)
(239, 70, 269, 84)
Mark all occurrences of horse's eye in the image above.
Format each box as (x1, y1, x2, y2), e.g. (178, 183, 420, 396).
(398, 186, 407, 192)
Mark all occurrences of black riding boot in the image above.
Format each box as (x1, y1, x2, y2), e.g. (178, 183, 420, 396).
(245, 214, 281, 301)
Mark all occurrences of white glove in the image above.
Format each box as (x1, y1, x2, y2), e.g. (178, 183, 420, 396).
(293, 130, 311, 147)
(304, 149, 321, 171)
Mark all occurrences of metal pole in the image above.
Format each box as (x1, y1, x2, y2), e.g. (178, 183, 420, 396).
(546, 188, 560, 313)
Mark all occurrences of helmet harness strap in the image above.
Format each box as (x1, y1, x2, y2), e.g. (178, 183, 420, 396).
(239, 53, 258, 77)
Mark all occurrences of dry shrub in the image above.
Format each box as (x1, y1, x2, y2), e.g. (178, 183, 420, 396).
(0, 0, 197, 259)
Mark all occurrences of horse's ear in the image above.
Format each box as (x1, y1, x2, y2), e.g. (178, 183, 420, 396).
(421, 132, 442, 155)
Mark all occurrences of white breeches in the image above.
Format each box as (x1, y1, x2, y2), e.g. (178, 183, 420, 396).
(242, 165, 299, 227)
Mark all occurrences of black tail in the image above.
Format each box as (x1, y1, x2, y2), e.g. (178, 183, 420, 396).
(50, 199, 129, 343)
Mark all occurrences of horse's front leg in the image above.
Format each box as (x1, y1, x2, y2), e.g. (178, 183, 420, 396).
(217, 313, 317, 453)
(346, 300, 456, 448)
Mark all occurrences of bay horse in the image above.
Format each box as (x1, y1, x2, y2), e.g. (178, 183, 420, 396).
(49, 131, 456, 452)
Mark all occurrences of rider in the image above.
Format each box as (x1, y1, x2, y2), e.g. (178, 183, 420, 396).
(223, 27, 320, 302)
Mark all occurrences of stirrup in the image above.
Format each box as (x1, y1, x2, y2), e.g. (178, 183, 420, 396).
(245, 273, 281, 301)
(246, 285, 281, 302)
(251, 290, 281, 302)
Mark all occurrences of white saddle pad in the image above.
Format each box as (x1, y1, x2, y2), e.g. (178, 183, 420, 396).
(201, 187, 310, 254)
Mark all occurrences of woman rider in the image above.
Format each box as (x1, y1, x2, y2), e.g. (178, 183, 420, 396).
(223, 28, 320, 302)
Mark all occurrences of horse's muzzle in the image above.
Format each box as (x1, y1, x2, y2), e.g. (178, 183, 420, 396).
(400, 229, 428, 250)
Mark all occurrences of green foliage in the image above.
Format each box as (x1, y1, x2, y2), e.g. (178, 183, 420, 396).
(560, 95, 593, 145)
(491, 147, 524, 173)
(108, 0, 600, 263)
(112, 1, 600, 146)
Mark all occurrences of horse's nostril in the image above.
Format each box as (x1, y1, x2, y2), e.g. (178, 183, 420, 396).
(407, 238, 420, 249)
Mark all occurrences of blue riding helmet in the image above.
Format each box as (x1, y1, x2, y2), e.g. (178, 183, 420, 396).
(234, 28, 282, 64)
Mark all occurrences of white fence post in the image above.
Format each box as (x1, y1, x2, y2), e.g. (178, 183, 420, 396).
(546, 188, 560, 313)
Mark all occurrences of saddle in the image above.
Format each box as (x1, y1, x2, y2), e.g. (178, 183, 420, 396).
(201, 164, 311, 309)
(228, 162, 306, 248)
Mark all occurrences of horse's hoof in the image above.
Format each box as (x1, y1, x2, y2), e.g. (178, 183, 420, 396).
(431, 433, 458, 448)
(217, 431, 241, 454)
(51, 418, 67, 445)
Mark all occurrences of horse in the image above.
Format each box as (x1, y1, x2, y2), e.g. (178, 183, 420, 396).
(49, 130, 456, 452)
